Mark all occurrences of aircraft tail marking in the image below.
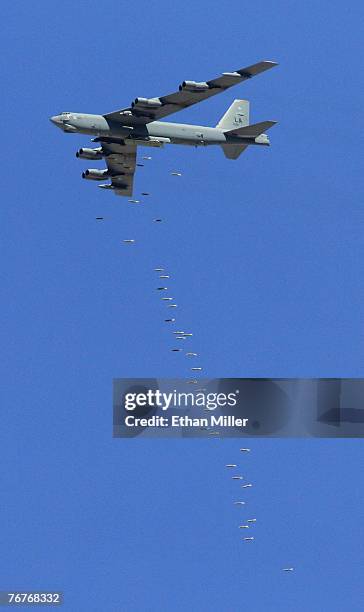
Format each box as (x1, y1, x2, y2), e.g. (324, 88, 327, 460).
(216, 100, 249, 131)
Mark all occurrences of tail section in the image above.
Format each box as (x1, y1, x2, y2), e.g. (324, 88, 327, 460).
(218, 100, 277, 159)
(216, 99, 249, 131)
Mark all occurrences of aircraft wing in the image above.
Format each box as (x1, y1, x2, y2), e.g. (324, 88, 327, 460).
(104, 60, 278, 125)
(100, 141, 137, 196)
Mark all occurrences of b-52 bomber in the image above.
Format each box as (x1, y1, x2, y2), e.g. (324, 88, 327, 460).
(50, 60, 277, 197)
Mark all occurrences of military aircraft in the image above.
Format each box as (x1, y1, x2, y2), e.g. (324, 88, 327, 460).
(50, 60, 277, 197)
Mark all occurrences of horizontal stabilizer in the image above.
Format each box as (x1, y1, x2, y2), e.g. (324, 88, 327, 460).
(225, 120, 277, 138)
(221, 144, 248, 159)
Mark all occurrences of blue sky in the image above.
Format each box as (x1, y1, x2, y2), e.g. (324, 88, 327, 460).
(1, 1, 364, 610)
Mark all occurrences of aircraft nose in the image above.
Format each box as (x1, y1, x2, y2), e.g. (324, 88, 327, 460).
(50, 115, 61, 125)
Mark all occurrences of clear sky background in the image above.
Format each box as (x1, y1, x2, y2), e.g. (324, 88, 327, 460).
(1, 1, 364, 610)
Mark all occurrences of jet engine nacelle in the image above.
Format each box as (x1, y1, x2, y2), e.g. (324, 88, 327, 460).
(76, 147, 103, 160)
(82, 169, 109, 180)
(132, 97, 162, 108)
(179, 80, 209, 92)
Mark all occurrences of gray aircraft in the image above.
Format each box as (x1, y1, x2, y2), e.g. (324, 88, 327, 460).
(50, 60, 277, 197)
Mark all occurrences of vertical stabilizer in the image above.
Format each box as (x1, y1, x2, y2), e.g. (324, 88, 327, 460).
(216, 99, 249, 131)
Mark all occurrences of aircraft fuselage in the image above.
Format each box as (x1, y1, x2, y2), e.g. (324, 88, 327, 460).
(50, 113, 270, 147)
